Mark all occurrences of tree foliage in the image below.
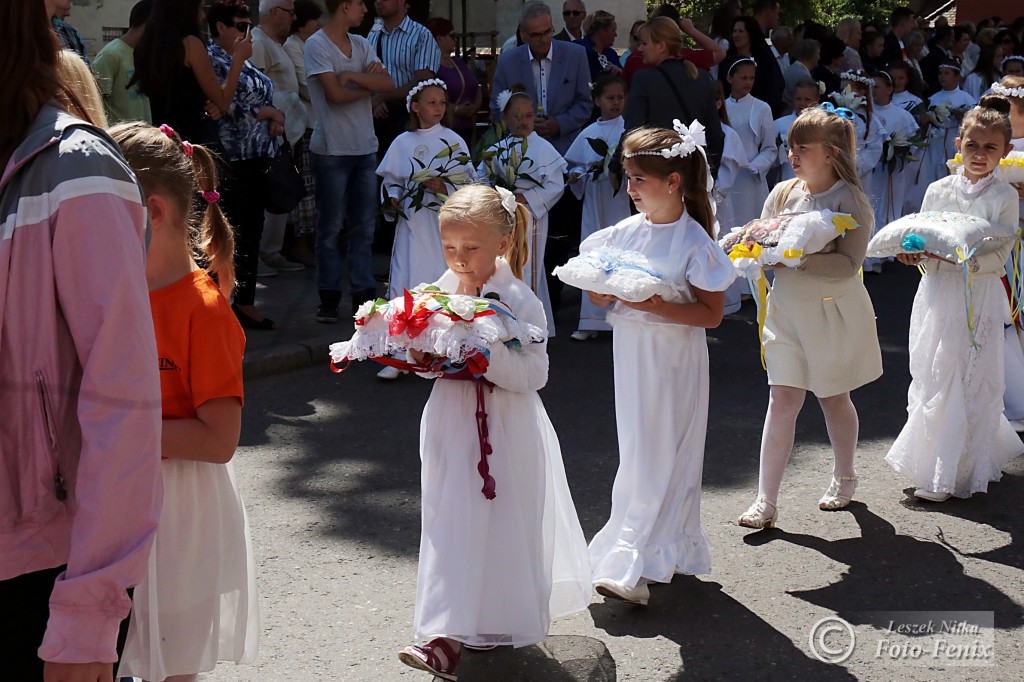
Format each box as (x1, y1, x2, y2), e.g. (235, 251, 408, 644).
(650, 0, 907, 32)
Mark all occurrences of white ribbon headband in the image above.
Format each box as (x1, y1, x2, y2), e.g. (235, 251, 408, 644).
(622, 119, 707, 161)
(495, 186, 517, 221)
(406, 78, 447, 112)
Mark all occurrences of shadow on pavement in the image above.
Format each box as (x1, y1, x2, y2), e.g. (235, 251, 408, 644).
(589, 576, 855, 680)
(455, 634, 616, 681)
(897, 473, 1024, 573)
(743, 503, 1024, 630)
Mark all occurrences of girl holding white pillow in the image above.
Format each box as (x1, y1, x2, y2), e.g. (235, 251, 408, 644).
(885, 98, 1024, 502)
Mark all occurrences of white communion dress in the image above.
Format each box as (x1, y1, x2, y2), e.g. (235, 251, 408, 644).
(583, 210, 737, 589)
(377, 124, 474, 297)
(885, 174, 1024, 497)
(477, 131, 566, 336)
(413, 259, 591, 647)
(565, 116, 632, 331)
(724, 93, 778, 227)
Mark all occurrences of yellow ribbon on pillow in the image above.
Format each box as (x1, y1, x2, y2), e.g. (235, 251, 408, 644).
(729, 243, 763, 262)
(831, 213, 859, 235)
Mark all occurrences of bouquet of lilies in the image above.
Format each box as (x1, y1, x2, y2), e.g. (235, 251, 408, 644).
(329, 285, 546, 371)
(384, 140, 474, 220)
(884, 130, 926, 173)
(829, 85, 866, 112)
(478, 136, 543, 192)
(581, 137, 618, 181)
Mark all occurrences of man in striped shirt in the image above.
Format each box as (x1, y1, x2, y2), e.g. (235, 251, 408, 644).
(368, 0, 441, 150)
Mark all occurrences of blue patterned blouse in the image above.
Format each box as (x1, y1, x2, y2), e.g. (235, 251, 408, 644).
(208, 41, 281, 161)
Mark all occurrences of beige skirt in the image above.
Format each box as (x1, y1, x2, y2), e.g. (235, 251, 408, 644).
(762, 269, 883, 397)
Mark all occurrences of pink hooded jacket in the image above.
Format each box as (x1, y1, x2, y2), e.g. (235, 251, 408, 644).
(0, 105, 162, 664)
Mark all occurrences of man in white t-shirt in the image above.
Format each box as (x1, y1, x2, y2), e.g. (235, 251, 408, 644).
(252, 0, 308, 273)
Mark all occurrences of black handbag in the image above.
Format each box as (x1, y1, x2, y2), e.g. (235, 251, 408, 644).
(262, 140, 306, 215)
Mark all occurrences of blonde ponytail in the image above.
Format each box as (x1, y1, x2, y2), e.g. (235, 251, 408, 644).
(506, 203, 531, 281)
(189, 145, 236, 296)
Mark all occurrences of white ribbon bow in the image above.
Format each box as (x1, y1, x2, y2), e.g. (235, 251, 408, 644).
(495, 186, 518, 220)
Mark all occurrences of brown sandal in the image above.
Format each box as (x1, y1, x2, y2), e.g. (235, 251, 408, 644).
(398, 637, 460, 681)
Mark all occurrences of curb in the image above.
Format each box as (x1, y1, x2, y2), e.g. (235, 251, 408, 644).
(243, 332, 339, 380)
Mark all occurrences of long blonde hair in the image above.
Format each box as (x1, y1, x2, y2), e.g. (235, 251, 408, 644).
(777, 107, 863, 214)
(641, 16, 698, 78)
(110, 122, 237, 295)
(438, 184, 531, 280)
(55, 49, 108, 128)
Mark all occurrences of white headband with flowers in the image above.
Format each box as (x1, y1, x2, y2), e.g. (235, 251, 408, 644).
(992, 82, 1024, 98)
(623, 119, 707, 160)
(495, 89, 515, 114)
(840, 71, 875, 87)
(406, 78, 447, 112)
(1000, 55, 1024, 71)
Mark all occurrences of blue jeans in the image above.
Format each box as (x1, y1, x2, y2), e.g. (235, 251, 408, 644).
(311, 152, 377, 297)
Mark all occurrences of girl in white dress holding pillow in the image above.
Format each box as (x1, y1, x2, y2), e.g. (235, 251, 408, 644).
(478, 88, 566, 336)
(564, 75, 632, 340)
(398, 185, 590, 680)
(886, 100, 1024, 501)
(585, 122, 737, 606)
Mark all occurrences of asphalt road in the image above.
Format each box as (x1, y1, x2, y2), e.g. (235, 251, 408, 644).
(207, 264, 1024, 681)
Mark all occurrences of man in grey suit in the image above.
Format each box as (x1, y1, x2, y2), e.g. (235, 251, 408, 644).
(490, 1, 593, 156)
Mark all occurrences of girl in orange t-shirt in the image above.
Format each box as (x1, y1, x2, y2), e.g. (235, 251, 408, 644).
(110, 122, 259, 682)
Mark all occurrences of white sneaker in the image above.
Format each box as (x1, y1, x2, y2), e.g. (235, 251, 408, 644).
(262, 253, 304, 272)
(914, 489, 952, 502)
(376, 365, 404, 380)
(593, 578, 649, 606)
(570, 330, 598, 341)
(256, 262, 278, 277)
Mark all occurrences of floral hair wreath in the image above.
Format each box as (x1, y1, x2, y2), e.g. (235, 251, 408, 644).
(495, 88, 515, 114)
(406, 78, 447, 112)
(839, 70, 874, 87)
(727, 56, 756, 76)
(992, 81, 1024, 99)
(937, 59, 962, 73)
(622, 119, 707, 160)
(1000, 55, 1024, 71)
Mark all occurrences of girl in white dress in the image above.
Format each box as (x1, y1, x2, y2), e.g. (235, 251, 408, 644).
(915, 60, 978, 209)
(398, 185, 590, 680)
(378, 79, 474, 299)
(871, 71, 921, 230)
(564, 75, 632, 340)
(774, 80, 822, 183)
(711, 79, 750, 315)
(888, 61, 925, 113)
(837, 71, 886, 273)
(477, 89, 566, 336)
(724, 58, 778, 226)
(738, 107, 882, 528)
(585, 123, 737, 606)
(886, 101, 1024, 501)
(111, 124, 258, 682)
(377, 79, 475, 380)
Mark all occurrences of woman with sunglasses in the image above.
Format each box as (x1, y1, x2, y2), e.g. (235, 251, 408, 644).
(133, 0, 252, 149)
(207, 0, 288, 331)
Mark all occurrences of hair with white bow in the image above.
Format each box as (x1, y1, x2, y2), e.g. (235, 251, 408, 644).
(620, 121, 716, 238)
(438, 185, 532, 281)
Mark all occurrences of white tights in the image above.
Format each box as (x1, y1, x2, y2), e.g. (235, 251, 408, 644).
(756, 386, 859, 503)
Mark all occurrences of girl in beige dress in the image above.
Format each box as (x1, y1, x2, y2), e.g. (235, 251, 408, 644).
(738, 106, 883, 528)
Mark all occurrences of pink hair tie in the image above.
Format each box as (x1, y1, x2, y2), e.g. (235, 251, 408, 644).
(181, 140, 194, 157)
(158, 123, 175, 138)
(202, 189, 221, 204)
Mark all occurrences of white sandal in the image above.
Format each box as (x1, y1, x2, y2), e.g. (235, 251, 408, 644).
(819, 475, 858, 510)
(738, 496, 779, 528)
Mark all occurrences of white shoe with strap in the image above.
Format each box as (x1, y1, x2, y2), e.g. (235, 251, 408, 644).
(738, 496, 779, 528)
(819, 475, 858, 510)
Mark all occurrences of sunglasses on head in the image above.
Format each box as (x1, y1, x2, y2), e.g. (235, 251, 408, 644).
(563, 10, 585, 16)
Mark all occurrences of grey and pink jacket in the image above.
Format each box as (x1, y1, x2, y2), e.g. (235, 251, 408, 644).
(1, 105, 162, 664)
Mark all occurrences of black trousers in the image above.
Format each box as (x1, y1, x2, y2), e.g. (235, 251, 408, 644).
(220, 158, 268, 307)
(0, 565, 132, 680)
(545, 190, 584, 314)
